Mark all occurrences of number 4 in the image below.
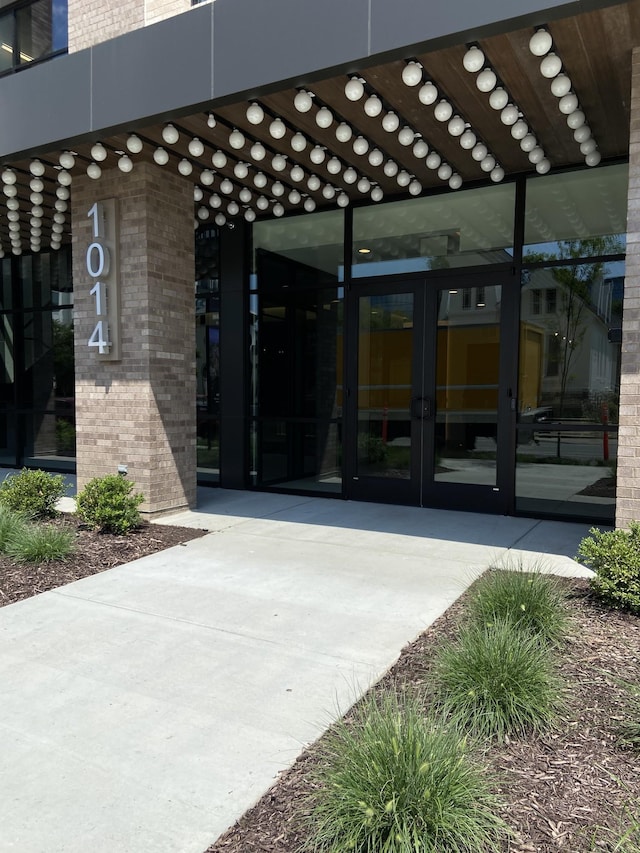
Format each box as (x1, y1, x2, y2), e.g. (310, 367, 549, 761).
(88, 320, 110, 354)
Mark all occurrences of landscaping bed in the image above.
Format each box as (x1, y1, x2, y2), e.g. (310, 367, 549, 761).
(208, 576, 640, 853)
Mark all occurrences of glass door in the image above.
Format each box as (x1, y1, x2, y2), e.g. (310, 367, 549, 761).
(346, 276, 514, 513)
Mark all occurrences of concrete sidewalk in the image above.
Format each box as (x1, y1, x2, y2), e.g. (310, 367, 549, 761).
(0, 489, 594, 853)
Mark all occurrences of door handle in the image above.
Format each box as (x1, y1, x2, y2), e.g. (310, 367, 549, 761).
(411, 397, 433, 420)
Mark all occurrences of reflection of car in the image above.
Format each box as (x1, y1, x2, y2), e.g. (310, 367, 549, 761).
(519, 406, 553, 443)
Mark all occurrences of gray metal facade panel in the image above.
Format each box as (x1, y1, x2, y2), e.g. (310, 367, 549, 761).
(0, 51, 91, 160)
(211, 0, 370, 99)
(91, 7, 214, 132)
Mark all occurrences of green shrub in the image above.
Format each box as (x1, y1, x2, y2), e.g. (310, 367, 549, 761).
(76, 474, 144, 534)
(577, 524, 640, 615)
(306, 692, 507, 853)
(0, 504, 28, 552)
(0, 468, 67, 518)
(467, 561, 569, 645)
(434, 618, 563, 741)
(5, 522, 75, 563)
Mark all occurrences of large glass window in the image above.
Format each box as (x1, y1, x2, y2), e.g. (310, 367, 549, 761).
(0, 0, 66, 75)
(251, 211, 344, 493)
(195, 226, 220, 482)
(352, 183, 516, 277)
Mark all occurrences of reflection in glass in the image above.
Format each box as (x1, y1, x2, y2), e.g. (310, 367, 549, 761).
(17, 0, 53, 64)
(434, 286, 500, 485)
(357, 294, 412, 479)
(0, 13, 15, 73)
(524, 163, 627, 260)
(195, 226, 220, 479)
(516, 431, 616, 523)
(353, 183, 515, 277)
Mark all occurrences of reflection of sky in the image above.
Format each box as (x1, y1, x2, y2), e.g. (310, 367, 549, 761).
(52, 0, 68, 52)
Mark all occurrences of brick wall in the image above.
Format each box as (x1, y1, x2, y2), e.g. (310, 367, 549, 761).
(72, 163, 196, 515)
(616, 45, 640, 528)
(68, 0, 192, 52)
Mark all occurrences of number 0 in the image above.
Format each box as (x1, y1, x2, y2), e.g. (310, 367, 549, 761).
(86, 242, 110, 278)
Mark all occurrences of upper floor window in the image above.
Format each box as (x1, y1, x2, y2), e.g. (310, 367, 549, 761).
(0, 0, 66, 76)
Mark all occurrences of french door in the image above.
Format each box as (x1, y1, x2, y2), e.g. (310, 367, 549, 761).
(345, 274, 517, 513)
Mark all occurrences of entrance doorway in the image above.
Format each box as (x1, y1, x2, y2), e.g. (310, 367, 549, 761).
(345, 275, 516, 513)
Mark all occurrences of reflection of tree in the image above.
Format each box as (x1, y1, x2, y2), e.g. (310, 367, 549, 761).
(526, 238, 621, 417)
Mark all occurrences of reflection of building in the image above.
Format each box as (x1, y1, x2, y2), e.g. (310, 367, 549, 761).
(1, 0, 640, 525)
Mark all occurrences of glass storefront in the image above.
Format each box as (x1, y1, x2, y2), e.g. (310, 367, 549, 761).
(195, 226, 220, 482)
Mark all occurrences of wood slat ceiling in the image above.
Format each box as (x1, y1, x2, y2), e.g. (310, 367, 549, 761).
(0, 2, 636, 253)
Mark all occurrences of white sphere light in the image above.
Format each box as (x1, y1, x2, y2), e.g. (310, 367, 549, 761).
(551, 73, 572, 97)
(535, 158, 551, 174)
(56, 186, 70, 200)
(288, 189, 301, 204)
(438, 163, 453, 181)
(162, 124, 179, 145)
(3, 184, 17, 197)
(418, 82, 438, 105)
(476, 68, 497, 92)
(449, 173, 463, 189)
(177, 158, 192, 176)
(511, 120, 529, 140)
(55, 199, 67, 211)
(233, 162, 249, 179)
(245, 209, 256, 222)
(212, 150, 227, 169)
(308, 146, 325, 165)
(559, 93, 579, 115)
(327, 156, 342, 174)
(490, 166, 505, 182)
(290, 165, 304, 182)
(118, 154, 134, 172)
(382, 111, 400, 132)
(364, 95, 382, 117)
(215, 213, 226, 226)
(383, 160, 398, 177)
(8, 210, 20, 221)
(489, 87, 509, 110)
(368, 149, 383, 167)
(316, 107, 333, 128)
(425, 152, 441, 170)
(154, 147, 169, 165)
(335, 122, 352, 143)
(127, 134, 143, 154)
(520, 133, 537, 152)
(528, 146, 545, 164)
(409, 180, 422, 196)
(91, 143, 108, 162)
(254, 172, 268, 188)
(529, 29, 553, 56)
(188, 137, 205, 157)
(500, 104, 519, 126)
(586, 150, 602, 167)
(30, 159, 45, 176)
(304, 197, 317, 212)
(434, 100, 453, 122)
(29, 192, 43, 205)
(58, 170, 72, 186)
(269, 118, 286, 139)
(413, 139, 429, 158)
(567, 109, 586, 129)
(471, 143, 488, 161)
(323, 184, 336, 199)
(294, 90, 313, 113)
(448, 115, 465, 137)
(257, 195, 269, 211)
(272, 154, 287, 171)
(540, 53, 562, 78)
(246, 102, 264, 125)
(352, 136, 369, 155)
(291, 132, 307, 152)
(220, 178, 233, 194)
(7, 198, 19, 209)
(337, 193, 349, 207)
(573, 125, 592, 143)
(460, 129, 477, 149)
(2, 169, 16, 184)
(229, 128, 246, 149)
(398, 126, 415, 146)
(402, 61, 422, 86)
(344, 77, 365, 101)
(344, 167, 358, 184)
(580, 138, 597, 155)
(480, 155, 496, 172)
(194, 187, 204, 202)
(371, 186, 384, 202)
(307, 174, 321, 191)
(59, 151, 75, 169)
(208, 114, 216, 128)
(197, 205, 209, 220)
(463, 45, 485, 72)
(396, 170, 411, 187)
(227, 201, 239, 216)
(271, 181, 284, 196)
(356, 178, 370, 194)
(200, 169, 214, 186)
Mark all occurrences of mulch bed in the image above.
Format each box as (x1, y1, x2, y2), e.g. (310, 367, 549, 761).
(0, 515, 207, 607)
(208, 578, 640, 853)
(578, 476, 617, 499)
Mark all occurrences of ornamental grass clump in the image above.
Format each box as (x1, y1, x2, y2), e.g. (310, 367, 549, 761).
(0, 504, 28, 552)
(5, 522, 75, 563)
(467, 561, 569, 645)
(306, 692, 508, 853)
(434, 618, 563, 741)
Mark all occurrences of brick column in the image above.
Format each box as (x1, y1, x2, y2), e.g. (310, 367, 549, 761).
(72, 163, 196, 515)
(616, 45, 640, 528)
